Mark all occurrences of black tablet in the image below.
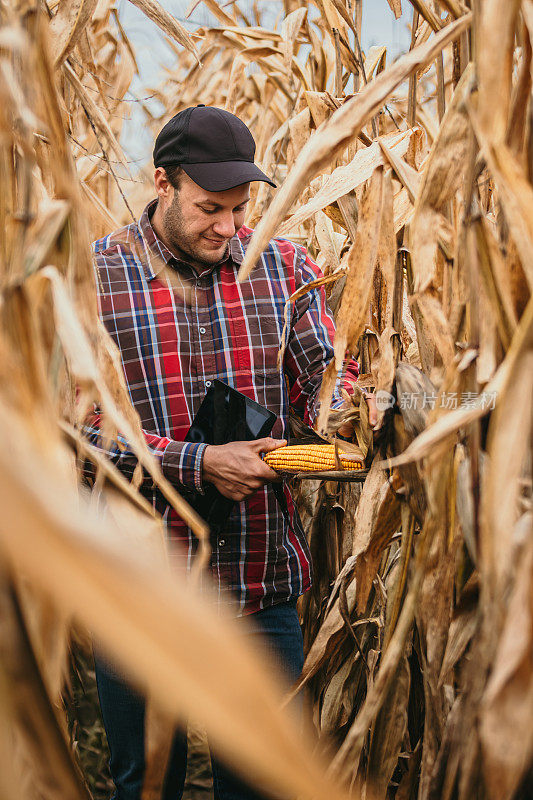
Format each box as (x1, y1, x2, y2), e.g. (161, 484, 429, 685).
(183, 380, 277, 534)
(185, 379, 276, 445)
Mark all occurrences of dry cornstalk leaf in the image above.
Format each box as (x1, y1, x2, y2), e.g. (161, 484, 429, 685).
(281, 7, 307, 73)
(0, 574, 91, 800)
(288, 578, 358, 698)
(467, 119, 533, 291)
(334, 175, 383, 346)
(411, 64, 475, 292)
(351, 457, 402, 610)
(438, 579, 478, 687)
(385, 0, 403, 19)
(0, 406, 352, 800)
(63, 62, 129, 168)
(406, 0, 444, 31)
(377, 170, 396, 312)
(49, 0, 99, 68)
(410, 291, 455, 365)
(365, 45, 387, 80)
(238, 13, 472, 281)
(314, 210, 342, 273)
(379, 137, 421, 203)
(381, 293, 533, 469)
(477, 0, 522, 143)
(316, 166, 384, 433)
(225, 54, 247, 113)
(482, 315, 533, 591)
(473, 217, 518, 350)
(328, 517, 431, 782)
(128, 0, 200, 61)
(37, 267, 210, 555)
(480, 519, 533, 800)
(277, 130, 410, 236)
(186, 0, 237, 27)
(366, 650, 410, 799)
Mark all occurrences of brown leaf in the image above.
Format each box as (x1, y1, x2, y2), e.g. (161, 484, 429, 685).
(351, 459, 402, 611)
(277, 131, 411, 237)
(49, 0, 99, 68)
(237, 13, 472, 281)
(468, 109, 533, 291)
(480, 517, 533, 800)
(385, 0, 403, 20)
(378, 294, 533, 469)
(129, 0, 200, 60)
(0, 574, 91, 800)
(477, 0, 522, 144)
(438, 577, 479, 688)
(366, 651, 410, 799)
(411, 64, 475, 292)
(316, 167, 384, 434)
(0, 405, 351, 800)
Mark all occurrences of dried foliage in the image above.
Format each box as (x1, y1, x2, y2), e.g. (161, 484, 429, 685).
(0, 1, 532, 800)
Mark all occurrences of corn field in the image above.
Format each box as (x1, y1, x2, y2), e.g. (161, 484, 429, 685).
(0, 1, 532, 799)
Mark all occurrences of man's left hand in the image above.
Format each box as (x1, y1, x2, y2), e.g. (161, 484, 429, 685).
(337, 392, 378, 439)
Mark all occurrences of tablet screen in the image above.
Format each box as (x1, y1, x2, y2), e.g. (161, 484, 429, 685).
(185, 379, 277, 445)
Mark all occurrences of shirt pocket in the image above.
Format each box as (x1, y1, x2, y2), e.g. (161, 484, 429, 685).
(252, 367, 287, 439)
(247, 302, 286, 374)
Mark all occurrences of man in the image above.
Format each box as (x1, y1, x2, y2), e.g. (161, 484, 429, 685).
(86, 105, 374, 800)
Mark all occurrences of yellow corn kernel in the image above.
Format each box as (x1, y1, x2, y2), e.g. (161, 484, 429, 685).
(264, 444, 364, 473)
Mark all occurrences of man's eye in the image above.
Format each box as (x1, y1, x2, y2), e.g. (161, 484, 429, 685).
(201, 207, 217, 214)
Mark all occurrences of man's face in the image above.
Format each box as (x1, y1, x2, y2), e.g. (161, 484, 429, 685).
(161, 171, 250, 268)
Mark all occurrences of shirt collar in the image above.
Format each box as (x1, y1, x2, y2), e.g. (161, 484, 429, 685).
(137, 199, 244, 282)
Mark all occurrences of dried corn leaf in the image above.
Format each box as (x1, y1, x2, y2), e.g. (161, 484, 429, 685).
(0, 576, 91, 800)
(380, 295, 533, 469)
(238, 13, 472, 281)
(411, 64, 474, 292)
(277, 130, 410, 236)
(480, 519, 533, 800)
(316, 167, 384, 432)
(385, 0, 403, 19)
(128, 0, 199, 61)
(49, 0, 99, 68)
(0, 406, 350, 800)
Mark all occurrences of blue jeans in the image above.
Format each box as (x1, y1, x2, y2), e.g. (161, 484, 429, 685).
(94, 599, 304, 800)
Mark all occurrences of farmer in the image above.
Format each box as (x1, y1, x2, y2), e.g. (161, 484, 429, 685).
(87, 105, 375, 800)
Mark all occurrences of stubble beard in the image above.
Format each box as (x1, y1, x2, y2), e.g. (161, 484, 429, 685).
(163, 195, 228, 268)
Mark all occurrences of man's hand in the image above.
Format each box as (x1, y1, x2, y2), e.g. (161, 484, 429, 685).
(364, 392, 378, 427)
(337, 392, 378, 438)
(202, 438, 286, 501)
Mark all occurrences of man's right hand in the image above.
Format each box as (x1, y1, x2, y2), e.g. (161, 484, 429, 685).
(202, 438, 286, 501)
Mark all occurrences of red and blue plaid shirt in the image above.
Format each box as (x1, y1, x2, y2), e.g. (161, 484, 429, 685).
(86, 200, 359, 614)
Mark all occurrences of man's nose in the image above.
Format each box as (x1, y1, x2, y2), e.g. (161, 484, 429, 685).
(212, 213, 236, 239)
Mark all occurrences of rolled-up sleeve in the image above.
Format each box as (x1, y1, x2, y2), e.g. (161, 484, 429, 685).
(82, 410, 207, 492)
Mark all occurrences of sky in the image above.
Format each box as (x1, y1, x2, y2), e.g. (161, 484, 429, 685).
(116, 0, 411, 165)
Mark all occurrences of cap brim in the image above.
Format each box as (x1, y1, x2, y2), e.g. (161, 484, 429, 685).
(181, 161, 276, 192)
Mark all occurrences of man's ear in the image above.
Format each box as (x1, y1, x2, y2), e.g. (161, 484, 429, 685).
(154, 167, 173, 201)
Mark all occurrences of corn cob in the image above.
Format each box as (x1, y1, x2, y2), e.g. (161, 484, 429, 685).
(264, 444, 364, 473)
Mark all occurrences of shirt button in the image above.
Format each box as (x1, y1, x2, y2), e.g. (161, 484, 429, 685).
(205, 380, 212, 388)
(199, 327, 206, 334)
(218, 538, 225, 547)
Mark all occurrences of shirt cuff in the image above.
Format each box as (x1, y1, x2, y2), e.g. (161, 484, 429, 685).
(161, 441, 207, 492)
(330, 397, 345, 410)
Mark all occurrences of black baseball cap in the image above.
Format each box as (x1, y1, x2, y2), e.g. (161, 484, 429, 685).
(153, 105, 276, 192)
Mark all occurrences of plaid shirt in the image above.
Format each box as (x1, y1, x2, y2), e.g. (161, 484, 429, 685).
(86, 200, 359, 614)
